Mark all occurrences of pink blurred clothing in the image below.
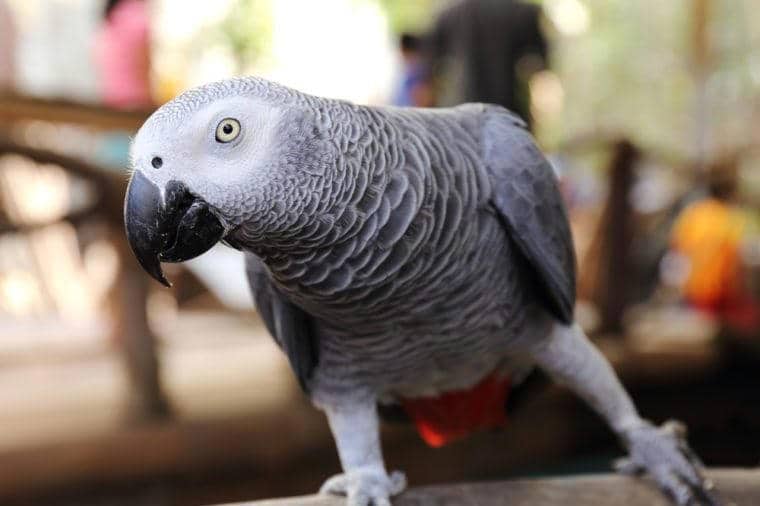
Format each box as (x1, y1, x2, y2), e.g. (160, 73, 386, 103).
(94, 0, 152, 109)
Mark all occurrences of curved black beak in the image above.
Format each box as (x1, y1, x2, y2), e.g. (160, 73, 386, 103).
(124, 171, 225, 287)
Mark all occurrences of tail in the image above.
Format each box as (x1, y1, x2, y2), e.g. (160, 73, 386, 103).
(401, 374, 511, 447)
(381, 369, 546, 447)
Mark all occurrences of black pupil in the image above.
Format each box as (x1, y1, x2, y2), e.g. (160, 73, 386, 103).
(222, 123, 234, 135)
(151, 156, 163, 169)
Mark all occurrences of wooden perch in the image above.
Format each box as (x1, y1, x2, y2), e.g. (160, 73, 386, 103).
(0, 92, 152, 131)
(219, 469, 757, 506)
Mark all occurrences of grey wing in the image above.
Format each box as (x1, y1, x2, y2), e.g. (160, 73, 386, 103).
(244, 253, 318, 392)
(483, 108, 576, 323)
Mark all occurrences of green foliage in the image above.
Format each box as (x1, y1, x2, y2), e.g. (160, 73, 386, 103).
(544, 0, 760, 163)
(375, 0, 441, 35)
(216, 0, 273, 73)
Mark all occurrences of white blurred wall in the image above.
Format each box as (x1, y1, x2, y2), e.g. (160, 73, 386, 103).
(153, 0, 395, 105)
(6, 0, 101, 100)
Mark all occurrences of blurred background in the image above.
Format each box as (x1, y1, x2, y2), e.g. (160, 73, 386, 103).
(0, 0, 759, 505)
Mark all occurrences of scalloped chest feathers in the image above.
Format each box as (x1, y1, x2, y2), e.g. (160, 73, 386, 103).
(262, 106, 533, 340)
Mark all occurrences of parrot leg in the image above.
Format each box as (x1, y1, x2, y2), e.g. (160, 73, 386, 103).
(529, 323, 719, 506)
(318, 398, 407, 506)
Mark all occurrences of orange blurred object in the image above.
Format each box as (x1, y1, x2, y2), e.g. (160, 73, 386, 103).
(671, 198, 751, 316)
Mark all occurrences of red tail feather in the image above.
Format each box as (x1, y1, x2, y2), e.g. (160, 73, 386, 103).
(401, 374, 511, 447)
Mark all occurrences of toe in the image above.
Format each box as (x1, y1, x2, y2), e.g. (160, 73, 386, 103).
(667, 427, 708, 490)
(319, 474, 348, 496)
(388, 470, 408, 495)
(666, 446, 703, 488)
(677, 441, 707, 484)
(654, 467, 721, 506)
(656, 469, 695, 506)
(663, 419, 688, 439)
(613, 457, 642, 476)
(348, 490, 389, 506)
(347, 493, 371, 506)
(687, 480, 721, 506)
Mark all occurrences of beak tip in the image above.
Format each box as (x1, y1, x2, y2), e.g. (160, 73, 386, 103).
(133, 252, 173, 288)
(150, 273, 172, 288)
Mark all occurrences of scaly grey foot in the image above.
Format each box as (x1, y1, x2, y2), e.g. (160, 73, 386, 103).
(319, 468, 407, 506)
(616, 420, 720, 506)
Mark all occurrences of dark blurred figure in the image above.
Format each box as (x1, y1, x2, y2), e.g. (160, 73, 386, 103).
(94, 0, 153, 109)
(393, 33, 433, 107)
(424, 0, 547, 127)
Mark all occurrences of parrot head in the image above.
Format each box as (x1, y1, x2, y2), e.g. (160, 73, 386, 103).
(124, 78, 335, 286)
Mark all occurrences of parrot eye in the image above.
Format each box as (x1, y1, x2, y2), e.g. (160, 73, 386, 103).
(215, 118, 241, 143)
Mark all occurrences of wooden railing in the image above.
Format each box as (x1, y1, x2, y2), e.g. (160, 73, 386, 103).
(0, 92, 151, 130)
(219, 469, 757, 506)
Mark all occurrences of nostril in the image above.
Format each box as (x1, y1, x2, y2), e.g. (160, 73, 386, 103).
(151, 156, 163, 169)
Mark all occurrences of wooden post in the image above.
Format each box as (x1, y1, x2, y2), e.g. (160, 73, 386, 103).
(109, 228, 172, 419)
(579, 140, 639, 334)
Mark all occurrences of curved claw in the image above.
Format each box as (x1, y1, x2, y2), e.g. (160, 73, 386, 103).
(618, 419, 721, 506)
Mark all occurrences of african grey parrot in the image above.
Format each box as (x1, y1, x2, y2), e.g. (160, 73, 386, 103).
(124, 77, 716, 506)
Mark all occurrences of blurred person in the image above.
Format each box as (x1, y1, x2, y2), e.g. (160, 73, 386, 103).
(92, 0, 154, 168)
(0, 0, 15, 90)
(667, 161, 760, 334)
(392, 33, 433, 107)
(93, 0, 153, 109)
(424, 0, 547, 127)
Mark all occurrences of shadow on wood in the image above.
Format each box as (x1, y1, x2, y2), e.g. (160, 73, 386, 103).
(222, 469, 755, 506)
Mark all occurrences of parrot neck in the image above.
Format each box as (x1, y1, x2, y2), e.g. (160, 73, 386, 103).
(233, 104, 400, 266)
